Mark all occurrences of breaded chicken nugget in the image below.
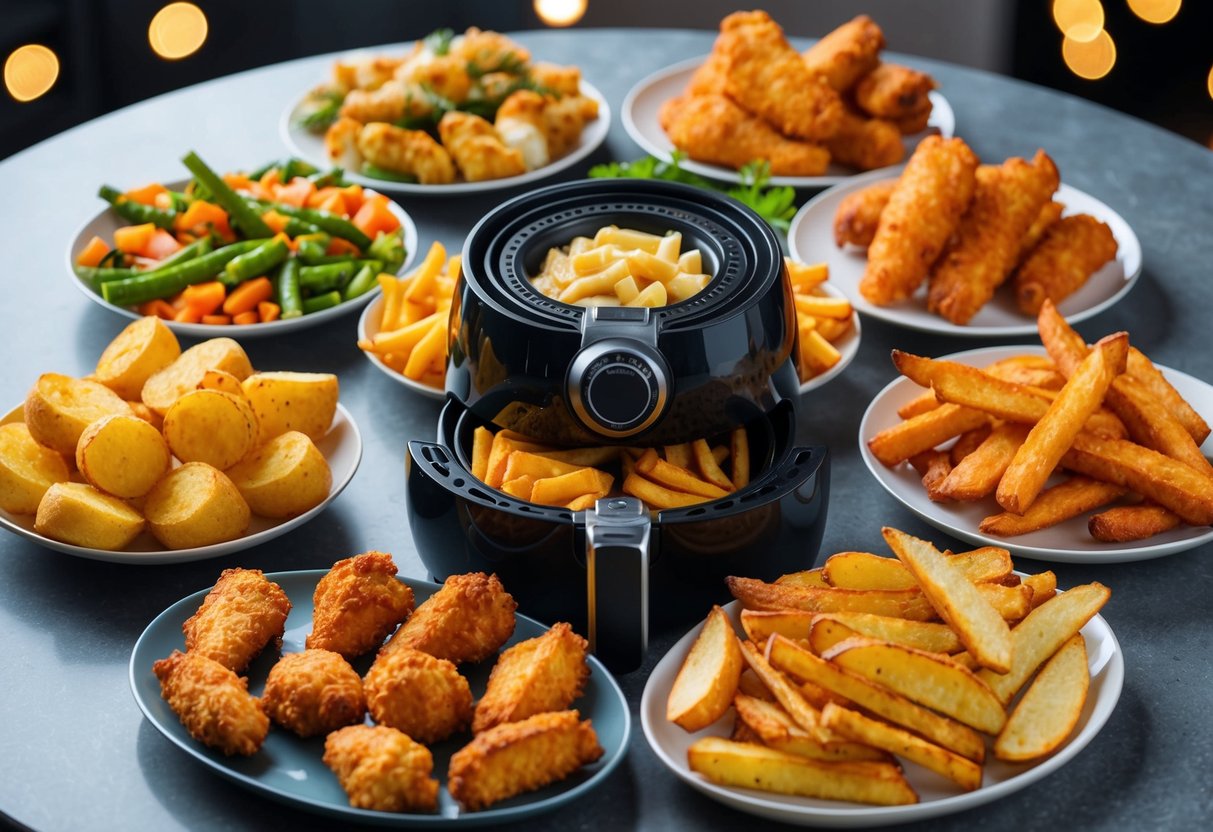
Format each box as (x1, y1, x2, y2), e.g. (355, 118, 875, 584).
(325, 117, 364, 171)
(1014, 214, 1118, 315)
(834, 180, 895, 248)
(438, 112, 526, 182)
(323, 725, 439, 813)
(859, 135, 979, 305)
(802, 15, 885, 92)
(530, 62, 582, 96)
(152, 650, 268, 756)
(380, 572, 516, 664)
(660, 94, 830, 177)
(451, 28, 530, 71)
(448, 710, 604, 811)
(893, 104, 933, 135)
(855, 63, 937, 121)
(307, 551, 415, 659)
(825, 107, 904, 172)
(495, 90, 550, 170)
(928, 150, 1060, 323)
(261, 649, 365, 738)
(473, 622, 589, 734)
(357, 123, 456, 185)
(407, 54, 472, 103)
(542, 94, 599, 159)
(718, 10, 843, 141)
(363, 647, 473, 744)
(182, 567, 290, 673)
(340, 81, 410, 125)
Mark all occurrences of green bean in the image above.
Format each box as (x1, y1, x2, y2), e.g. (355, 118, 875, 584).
(360, 163, 419, 184)
(250, 200, 371, 249)
(75, 237, 212, 285)
(280, 158, 319, 181)
(308, 167, 347, 188)
(302, 290, 343, 315)
(97, 185, 176, 229)
(274, 259, 304, 319)
(222, 238, 289, 287)
(299, 262, 356, 294)
(342, 263, 379, 301)
(368, 227, 405, 275)
(181, 150, 274, 238)
(298, 252, 356, 267)
(284, 216, 323, 237)
(157, 236, 213, 269)
(99, 239, 268, 307)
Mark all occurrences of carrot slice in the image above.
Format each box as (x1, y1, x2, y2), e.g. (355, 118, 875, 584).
(182, 281, 227, 316)
(138, 299, 177, 319)
(316, 191, 346, 216)
(352, 194, 400, 237)
(222, 276, 274, 316)
(257, 301, 281, 323)
(76, 236, 111, 267)
(232, 310, 259, 325)
(328, 237, 361, 256)
(124, 183, 168, 206)
(114, 223, 157, 254)
(273, 176, 316, 208)
(174, 306, 202, 323)
(340, 184, 364, 215)
(223, 173, 256, 192)
(174, 200, 232, 239)
(262, 210, 290, 235)
(202, 314, 233, 325)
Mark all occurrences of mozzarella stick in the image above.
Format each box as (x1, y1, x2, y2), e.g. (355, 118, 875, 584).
(834, 181, 894, 248)
(1014, 214, 1118, 315)
(855, 63, 937, 120)
(825, 108, 904, 172)
(802, 14, 885, 92)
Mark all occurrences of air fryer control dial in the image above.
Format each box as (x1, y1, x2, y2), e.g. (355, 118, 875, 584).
(568, 341, 670, 439)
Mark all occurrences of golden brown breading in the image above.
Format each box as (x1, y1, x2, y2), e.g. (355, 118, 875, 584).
(380, 572, 516, 664)
(660, 94, 830, 177)
(495, 90, 550, 169)
(451, 28, 530, 72)
(825, 107, 904, 171)
(530, 62, 582, 96)
(261, 649, 365, 738)
(1014, 213, 1118, 315)
(306, 551, 415, 659)
(893, 104, 933, 135)
(928, 150, 1060, 324)
(855, 62, 937, 121)
(448, 710, 604, 811)
(686, 42, 730, 97)
(472, 622, 589, 734)
(324, 117, 364, 170)
(356, 123, 456, 185)
(834, 180, 896, 248)
(340, 81, 410, 124)
(182, 567, 290, 673)
(859, 135, 979, 305)
(438, 112, 527, 182)
(407, 54, 472, 103)
(152, 650, 268, 756)
(333, 56, 403, 93)
(1017, 200, 1066, 265)
(363, 647, 472, 744)
(718, 10, 843, 142)
(323, 725, 439, 813)
(542, 94, 599, 159)
(802, 14, 885, 92)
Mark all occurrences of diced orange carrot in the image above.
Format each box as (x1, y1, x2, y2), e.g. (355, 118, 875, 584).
(140, 228, 183, 261)
(174, 200, 232, 239)
(202, 314, 233, 325)
(154, 192, 174, 211)
(114, 223, 157, 254)
(327, 237, 361, 256)
(259, 168, 282, 190)
(316, 191, 347, 216)
(182, 281, 227, 316)
(222, 276, 274, 316)
(352, 194, 400, 237)
(262, 210, 290, 235)
(138, 299, 177, 319)
(340, 184, 365, 215)
(223, 173, 257, 192)
(124, 183, 168, 206)
(257, 301, 281, 323)
(307, 187, 340, 208)
(273, 176, 316, 208)
(168, 290, 188, 310)
(76, 236, 111, 267)
(232, 311, 259, 325)
(174, 306, 203, 323)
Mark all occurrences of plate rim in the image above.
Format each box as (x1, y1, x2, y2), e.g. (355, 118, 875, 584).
(357, 293, 446, 401)
(129, 570, 632, 827)
(857, 344, 1213, 562)
(796, 281, 862, 395)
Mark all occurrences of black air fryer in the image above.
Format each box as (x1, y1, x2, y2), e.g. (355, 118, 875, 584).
(406, 180, 829, 671)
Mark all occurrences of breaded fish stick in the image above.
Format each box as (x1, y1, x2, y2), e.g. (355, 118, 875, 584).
(153, 650, 269, 756)
(855, 63, 937, 121)
(802, 15, 885, 92)
(1014, 214, 1118, 315)
(928, 150, 1060, 324)
(182, 567, 291, 673)
(859, 136, 978, 305)
(826, 108, 904, 171)
(834, 180, 895, 248)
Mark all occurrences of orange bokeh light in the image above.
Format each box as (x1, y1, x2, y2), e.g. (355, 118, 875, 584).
(1062, 28, 1117, 80)
(1052, 0, 1105, 43)
(1127, 0, 1182, 25)
(534, 0, 588, 27)
(4, 44, 59, 102)
(149, 2, 208, 60)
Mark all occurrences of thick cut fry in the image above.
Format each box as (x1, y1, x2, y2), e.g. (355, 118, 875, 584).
(734, 694, 889, 762)
(740, 639, 832, 741)
(867, 404, 989, 467)
(980, 476, 1126, 537)
(937, 423, 1031, 501)
(1014, 214, 1118, 315)
(809, 613, 963, 656)
(823, 551, 918, 591)
(728, 576, 936, 621)
(1088, 504, 1182, 542)
(470, 427, 492, 481)
(529, 468, 613, 507)
(667, 606, 744, 732)
(730, 427, 750, 490)
(1126, 347, 1210, 444)
(691, 439, 735, 491)
(737, 668, 776, 702)
(636, 449, 728, 499)
(1023, 571, 1058, 608)
(622, 473, 708, 509)
(801, 14, 884, 92)
(994, 634, 1088, 761)
(833, 181, 894, 248)
(950, 424, 994, 465)
(912, 449, 952, 502)
(664, 442, 693, 469)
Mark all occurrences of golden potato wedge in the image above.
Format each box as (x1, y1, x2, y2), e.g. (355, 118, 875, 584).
(23, 373, 134, 456)
(727, 576, 937, 621)
(241, 372, 339, 445)
(774, 568, 829, 588)
(197, 369, 247, 399)
(94, 316, 181, 400)
(995, 633, 1088, 761)
(141, 337, 253, 416)
(75, 414, 171, 499)
(162, 390, 259, 470)
(809, 612, 963, 656)
(666, 605, 744, 732)
(225, 431, 332, 519)
(739, 639, 829, 742)
(1023, 571, 1058, 608)
(823, 551, 917, 590)
(34, 481, 145, 549)
(143, 462, 250, 549)
(736, 668, 775, 702)
(733, 694, 890, 763)
(0, 423, 70, 514)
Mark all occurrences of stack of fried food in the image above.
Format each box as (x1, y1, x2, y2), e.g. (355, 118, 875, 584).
(868, 301, 1213, 542)
(152, 555, 602, 813)
(659, 12, 936, 176)
(842, 135, 1119, 324)
(314, 28, 599, 184)
(667, 526, 1110, 804)
(787, 259, 855, 384)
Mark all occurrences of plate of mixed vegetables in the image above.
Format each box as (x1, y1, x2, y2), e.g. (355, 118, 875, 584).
(70, 152, 418, 337)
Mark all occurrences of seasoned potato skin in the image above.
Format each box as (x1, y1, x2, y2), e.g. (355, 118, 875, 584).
(241, 372, 339, 446)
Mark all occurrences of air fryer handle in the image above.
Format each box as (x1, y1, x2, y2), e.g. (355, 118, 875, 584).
(585, 497, 650, 673)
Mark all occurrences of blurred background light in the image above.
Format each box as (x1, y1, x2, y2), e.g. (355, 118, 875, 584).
(149, 2, 209, 60)
(533, 0, 588, 28)
(4, 45, 60, 103)
(1063, 27, 1117, 79)
(1052, 0, 1105, 42)
(1207, 63, 1213, 99)
(1127, 0, 1182, 25)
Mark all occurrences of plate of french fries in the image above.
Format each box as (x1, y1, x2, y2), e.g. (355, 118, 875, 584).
(859, 304, 1213, 562)
(787, 260, 860, 393)
(641, 527, 1122, 827)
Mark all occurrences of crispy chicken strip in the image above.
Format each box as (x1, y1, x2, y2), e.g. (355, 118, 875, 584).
(451, 28, 530, 71)
(834, 180, 895, 247)
(307, 551, 415, 659)
(261, 649, 365, 738)
(357, 123, 456, 185)
(855, 63, 937, 121)
(448, 711, 604, 811)
(380, 572, 516, 664)
(438, 112, 527, 182)
(333, 56, 403, 93)
(1018, 200, 1065, 265)
(152, 650, 268, 756)
(531, 62, 582, 96)
(825, 107, 904, 171)
(542, 94, 599, 159)
(182, 567, 290, 673)
(686, 41, 729, 96)
(323, 725, 439, 813)
(473, 622, 589, 733)
(495, 90, 550, 169)
(1014, 214, 1118, 315)
(325, 117, 364, 171)
(364, 647, 473, 744)
(660, 94, 830, 176)
(340, 81, 410, 124)
(859, 135, 979, 305)
(406, 54, 472, 103)
(802, 15, 885, 92)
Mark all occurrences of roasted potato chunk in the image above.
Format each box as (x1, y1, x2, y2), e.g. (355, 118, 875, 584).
(34, 481, 146, 550)
(0, 422, 70, 514)
(162, 390, 259, 470)
(241, 372, 338, 445)
(226, 431, 332, 518)
(75, 414, 171, 499)
(24, 373, 134, 456)
(141, 338, 253, 416)
(94, 316, 181, 401)
(143, 462, 250, 549)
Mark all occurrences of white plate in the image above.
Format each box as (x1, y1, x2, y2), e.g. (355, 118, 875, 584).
(787, 169, 1143, 337)
(641, 598, 1123, 828)
(281, 80, 611, 196)
(68, 179, 419, 338)
(859, 345, 1213, 563)
(797, 282, 861, 395)
(357, 293, 446, 401)
(0, 403, 362, 564)
(621, 55, 954, 189)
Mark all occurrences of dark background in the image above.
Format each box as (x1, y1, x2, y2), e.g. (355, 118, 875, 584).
(2, 0, 1210, 161)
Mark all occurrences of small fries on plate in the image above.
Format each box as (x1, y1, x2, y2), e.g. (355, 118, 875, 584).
(786, 259, 861, 393)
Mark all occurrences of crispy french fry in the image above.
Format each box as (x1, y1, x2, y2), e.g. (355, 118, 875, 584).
(1126, 347, 1210, 444)
(734, 694, 890, 762)
(637, 449, 729, 499)
(868, 404, 990, 468)
(711, 445, 729, 466)
(1023, 571, 1057, 608)
(566, 493, 602, 511)
(370, 310, 442, 355)
(664, 443, 693, 469)
(531, 446, 618, 467)
(936, 423, 1030, 501)
(727, 576, 937, 621)
(1088, 504, 1182, 542)
(949, 424, 994, 465)
(823, 551, 917, 591)
(401, 318, 446, 380)
(692, 439, 735, 491)
(898, 390, 941, 420)
(786, 259, 829, 292)
(730, 428, 750, 490)
(980, 476, 1126, 537)
(809, 612, 963, 656)
(916, 449, 952, 502)
(470, 426, 493, 481)
(499, 475, 535, 500)
(627, 281, 669, 308)
(994, 633, 1088, 762)
(739, 639, 830, 741)
(794, 294, 853, 320)
(529, 468, 613, 506)
(622, 473, 707, 509)
(800, 329, 843, 374)
(501, 451, 585, 483)
(737, 668, 776, 702)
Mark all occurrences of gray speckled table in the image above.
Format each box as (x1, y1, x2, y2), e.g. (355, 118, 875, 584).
(1, 28, 1211, 832)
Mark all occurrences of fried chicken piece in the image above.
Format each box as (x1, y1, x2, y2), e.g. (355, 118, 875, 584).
(1014, 213, 1118, 315)
(356, 123, 456, 185)
(473, 622, 589, 734)
(825, 107, 904, 171)
(261, 649, 365, 738)
(893, 104, 933, 135)
(927, 150, 1060, 324)
(1017, 200, 1065, 265)
(407, 54, 473, 104)
(531, 62, 582, 96)
(333, 56, 404, 93)
(834, 180, 896, 248)
(340, 81, 410, 125)
(325, 117, 364, 170)
(152, 650, 268, 756)
(495, 90, 550, 170)
(307, 551, 416, 659)
(448, 710, 604, 811)
(380, 572, 516, 664)
(451, 28, 530, 72)
(718, 10, 843, 141)
(182, 568, 290, 673)
(542, 94, 599, 159)
(802, 15, 885, 92)
(855, 63, 937, 121)
(859, 135, 979, 305)
(660, 94, 831, 177)
(323, 725, 439, 813)
(438, 112, 527, 182)
(363, 647, 473, 744)
(686, 42, 729, 96)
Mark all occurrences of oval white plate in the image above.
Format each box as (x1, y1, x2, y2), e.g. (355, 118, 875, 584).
(357, 293, 446, 400)
(0, 403, 361, 564)
(281, 80, 610, 196)
(787, 168, 1142, 337)
(68, 179, 418, 338)
(858, 345, 1213, 563)
(621, 55, 954, 189)
(641, 598, 1123, 828)
(797, 282, 861, 395)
